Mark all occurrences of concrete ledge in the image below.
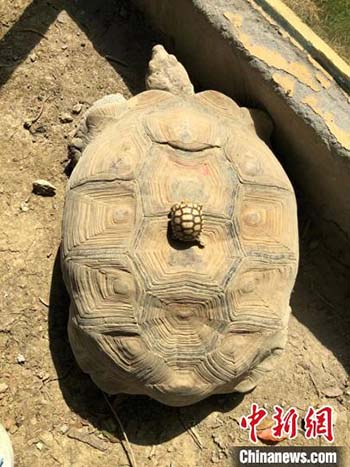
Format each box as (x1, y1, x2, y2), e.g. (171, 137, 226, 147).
(134, 0, 350, 260)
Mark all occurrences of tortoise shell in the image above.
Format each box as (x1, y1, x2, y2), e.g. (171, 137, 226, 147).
(61, 89, 299, 406)
(170, 202, 203, 243)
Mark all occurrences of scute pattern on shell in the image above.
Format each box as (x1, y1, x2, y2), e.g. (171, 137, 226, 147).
(61, 89, 299, 406)
(170, 202, 203, 242)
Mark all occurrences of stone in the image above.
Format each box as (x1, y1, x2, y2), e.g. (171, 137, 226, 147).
(19, 202, 29, 212)
(58, 424, 69, 434)
(67, 428, 109, 452)
(34, 125, 47, 134)
(72, 103, 83, 114)
(39, 431, 54, 447)
(0, 382, 9, 393)
(59, 113, 73, 123)
(16, 354, 26, 364)
(32, 179, 56, 197)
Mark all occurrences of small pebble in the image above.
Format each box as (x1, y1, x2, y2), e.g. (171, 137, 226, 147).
(72, 103, 83, 114)
(58, 424, 69, 434)
(61, 44, 68, 50)
(37, 371, 50, 381)
(16, 354, 25, 364)
(29, 53, 37, 62)
(19, 202, 29, 212)
(34, 125, 47, 134)
(59, 113, 73, 123)
(32, 179, 56, 197)
(35, 441, 44, 451)
(39, 431, 54, 447)
(0, 382, 9, 393)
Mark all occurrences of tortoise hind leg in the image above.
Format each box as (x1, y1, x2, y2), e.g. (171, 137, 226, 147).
(68, 93, 127, 168)
(240, 107, 274, 145)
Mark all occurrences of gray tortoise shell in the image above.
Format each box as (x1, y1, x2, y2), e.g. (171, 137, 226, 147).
(61, 89, 299, 406)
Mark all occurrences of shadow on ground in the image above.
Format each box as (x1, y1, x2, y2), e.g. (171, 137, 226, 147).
(291, 203, 350, 370)
(0, 0, 163, 93)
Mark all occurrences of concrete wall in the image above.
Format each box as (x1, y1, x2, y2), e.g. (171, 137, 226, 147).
(134, 0, 350, 261)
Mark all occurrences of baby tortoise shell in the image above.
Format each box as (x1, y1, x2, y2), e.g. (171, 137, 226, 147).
(170, 202, 204, 245)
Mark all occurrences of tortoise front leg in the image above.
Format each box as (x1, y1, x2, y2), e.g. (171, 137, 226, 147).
(68, 93, 127, 168)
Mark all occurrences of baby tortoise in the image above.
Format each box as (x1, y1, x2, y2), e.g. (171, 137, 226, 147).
(170, 201, 204, 247)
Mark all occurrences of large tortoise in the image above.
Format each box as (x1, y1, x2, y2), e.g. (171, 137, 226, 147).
(61, 45, 299, 407)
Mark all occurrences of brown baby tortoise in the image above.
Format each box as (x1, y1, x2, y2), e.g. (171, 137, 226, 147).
(170, 202, 204, 246)
(61, 45, 299, 407)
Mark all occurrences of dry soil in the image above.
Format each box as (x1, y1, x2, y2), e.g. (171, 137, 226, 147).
(0, 1, 349, 466)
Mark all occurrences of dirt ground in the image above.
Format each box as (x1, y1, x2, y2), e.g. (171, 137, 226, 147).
(0, 1, 349, 466)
